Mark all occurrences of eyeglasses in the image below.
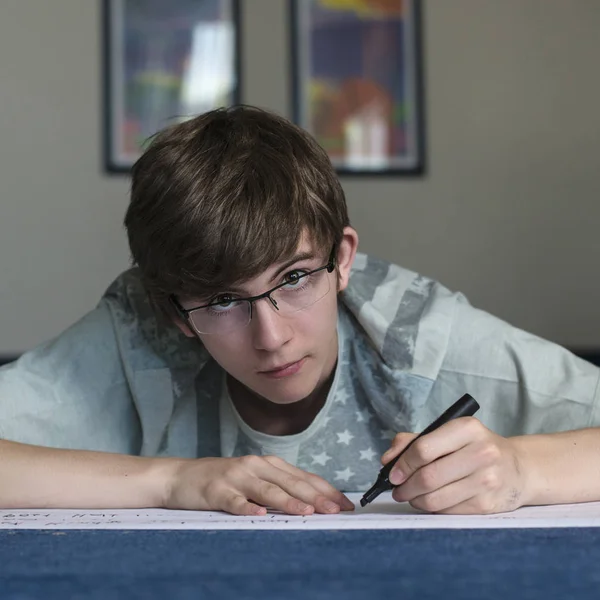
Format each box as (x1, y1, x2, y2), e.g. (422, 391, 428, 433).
(170, 246, 336, 335)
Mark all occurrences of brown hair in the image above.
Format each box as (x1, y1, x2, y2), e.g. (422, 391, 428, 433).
(124, 105, 350, 315)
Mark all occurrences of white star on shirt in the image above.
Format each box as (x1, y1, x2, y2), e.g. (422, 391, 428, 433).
(336, 430, 354, 445)
(321, 416, 332, 428)
(380, 429, 396, 440)
(355, 409, 373, 423)
(334, 467, 355, 482)
(333, 389, 351, 405)
(359, 447, 377, 461)
(311, 452, 331, 466)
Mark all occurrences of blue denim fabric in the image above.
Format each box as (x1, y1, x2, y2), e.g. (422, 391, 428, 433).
(1, 528, 599, 599)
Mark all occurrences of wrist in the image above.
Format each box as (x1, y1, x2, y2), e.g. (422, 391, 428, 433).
(147, 457, 190, 508)
(509, 434, 546, 507)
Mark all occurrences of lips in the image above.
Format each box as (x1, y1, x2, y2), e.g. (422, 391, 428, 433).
(261, 360, 299, 373)
(258, 357, 306, 378)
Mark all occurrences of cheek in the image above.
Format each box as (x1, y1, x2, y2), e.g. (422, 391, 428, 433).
(199, 334, 247, 371)
(303, 294, 339, 340)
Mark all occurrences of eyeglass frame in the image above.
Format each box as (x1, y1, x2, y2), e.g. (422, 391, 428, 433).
(169, 245, 337, 334)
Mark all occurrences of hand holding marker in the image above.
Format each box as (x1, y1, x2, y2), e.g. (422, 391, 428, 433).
(360, 394, 481, 507)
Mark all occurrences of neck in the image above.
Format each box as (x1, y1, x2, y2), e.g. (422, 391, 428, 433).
(227, 365, 336, 436)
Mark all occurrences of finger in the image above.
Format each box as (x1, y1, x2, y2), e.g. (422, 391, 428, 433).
(262, 458, 351, 513)
(438, 494, 509, 515)
(224, 493, 269, 517)
(381, 433, 418, 465)
(245, 479, 317, 516)
(388, 417, 481, 486)
(402, 471, 501, 515)
(262, 456, 354, 511)
(434, 470, 519, 515)
(397, 474, 478, 514)
(260, 466, 341, 514)
(436, 497, 496, 515)
(392, 441, 491, 502)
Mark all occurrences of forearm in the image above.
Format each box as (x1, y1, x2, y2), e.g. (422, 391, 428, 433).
(0, 439, 178, 509)
(514, 428, 600, 506)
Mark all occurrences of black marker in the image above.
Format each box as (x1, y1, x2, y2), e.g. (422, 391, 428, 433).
(360, 393, 480, 507)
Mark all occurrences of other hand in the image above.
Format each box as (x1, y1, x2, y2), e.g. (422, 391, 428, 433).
(163, 455, 355, 516)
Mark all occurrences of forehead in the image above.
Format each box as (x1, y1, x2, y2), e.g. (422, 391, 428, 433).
(245, 236, 322, 279)
(233, 235, 329, 290)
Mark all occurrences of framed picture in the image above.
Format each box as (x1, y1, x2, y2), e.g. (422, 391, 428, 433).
(102, 0, 241, 172)
(291, 0, 425, 175)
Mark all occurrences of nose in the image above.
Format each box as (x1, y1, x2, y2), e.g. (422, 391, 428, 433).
(250, 295, 292, 352)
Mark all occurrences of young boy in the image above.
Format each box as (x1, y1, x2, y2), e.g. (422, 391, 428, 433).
(1, 106, 599, 517)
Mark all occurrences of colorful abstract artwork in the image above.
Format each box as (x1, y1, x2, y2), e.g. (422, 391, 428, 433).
(291, 0, 424, 174)
(103, 0, 241, 172)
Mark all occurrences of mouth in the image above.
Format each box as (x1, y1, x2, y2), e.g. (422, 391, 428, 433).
(259, 357, 307, 379)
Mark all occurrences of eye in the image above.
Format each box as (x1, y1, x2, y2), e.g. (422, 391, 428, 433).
(211, 294, 237, 308)
(282, 270, 306, 287)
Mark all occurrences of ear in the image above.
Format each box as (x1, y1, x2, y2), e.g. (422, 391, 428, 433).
(336, 226, 359, 292)
(172, 315, 196, 338)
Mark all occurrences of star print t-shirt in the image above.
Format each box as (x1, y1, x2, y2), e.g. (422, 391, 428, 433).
(218, 307, 395, 492)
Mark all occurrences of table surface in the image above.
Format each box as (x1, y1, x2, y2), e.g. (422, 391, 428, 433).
(1, 527, 599, 599)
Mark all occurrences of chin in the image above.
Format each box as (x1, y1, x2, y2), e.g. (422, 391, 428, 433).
(254, 380, 316, 405)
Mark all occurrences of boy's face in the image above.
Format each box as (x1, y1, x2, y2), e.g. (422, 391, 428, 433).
(175, 227, 358, 405)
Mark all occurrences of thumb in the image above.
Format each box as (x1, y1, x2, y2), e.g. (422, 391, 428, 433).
(381, 432, 418, 465)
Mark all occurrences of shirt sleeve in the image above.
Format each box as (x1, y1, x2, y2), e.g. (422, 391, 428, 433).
(425, 291, 600, 436)
(0, 299, 141, 453)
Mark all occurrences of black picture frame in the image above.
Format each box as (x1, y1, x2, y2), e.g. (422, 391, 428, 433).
(102, 0, 242, 173)
(290, 0, 426, 176)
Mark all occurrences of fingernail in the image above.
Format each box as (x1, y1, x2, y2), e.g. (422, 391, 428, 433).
(389, 468, 406, 485)
(295, 501, 310, 512)
(342, 497, 355, 510)
(324, 500, 340, 512)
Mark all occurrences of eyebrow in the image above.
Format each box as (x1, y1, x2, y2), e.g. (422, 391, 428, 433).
(198, 251, 318, 300)
(270, 251, 316, 283)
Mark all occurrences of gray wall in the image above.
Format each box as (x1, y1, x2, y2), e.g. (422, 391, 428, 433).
(1, 0, 599, 354)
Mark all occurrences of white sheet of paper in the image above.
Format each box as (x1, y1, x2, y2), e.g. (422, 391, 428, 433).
(2, 493, 600, 530)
